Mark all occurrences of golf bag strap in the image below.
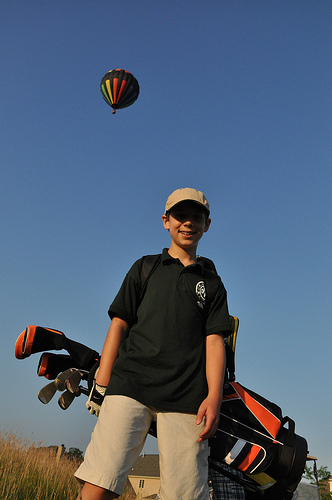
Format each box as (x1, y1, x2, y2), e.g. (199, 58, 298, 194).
(276, 416, 296, 478)
(139, 254, 162, 300)
(224, 316, 238, 381)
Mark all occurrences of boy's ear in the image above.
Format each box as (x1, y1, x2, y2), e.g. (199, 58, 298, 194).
(162, 214, 170, 230)
(204, 217, 211, 233)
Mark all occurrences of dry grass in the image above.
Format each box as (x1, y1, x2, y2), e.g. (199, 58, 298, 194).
(0, 429, 137, 500)
(0, 429, 81, 500)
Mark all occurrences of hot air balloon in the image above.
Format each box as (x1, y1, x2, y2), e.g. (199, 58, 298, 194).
(100, 69, 139, 114)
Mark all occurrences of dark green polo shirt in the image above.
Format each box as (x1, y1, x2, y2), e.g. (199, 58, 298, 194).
(107, 248, 231, 413)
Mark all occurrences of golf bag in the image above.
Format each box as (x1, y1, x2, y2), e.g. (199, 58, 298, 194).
(209, 382, 308, 499)
(14, 320, 308, 498)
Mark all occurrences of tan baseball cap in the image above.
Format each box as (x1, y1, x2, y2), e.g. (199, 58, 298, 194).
(165, 188, 210, 215)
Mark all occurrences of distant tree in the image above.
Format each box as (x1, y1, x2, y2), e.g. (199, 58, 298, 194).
(304, 464, 330, 483)
(304, 464, 331, 499)
(66, 447, 83, 460)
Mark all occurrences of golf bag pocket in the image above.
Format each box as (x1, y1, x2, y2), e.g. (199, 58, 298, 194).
(214, 419, 278, 474)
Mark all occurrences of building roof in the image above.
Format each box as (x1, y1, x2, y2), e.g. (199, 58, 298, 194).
(129, 454, 160, 478)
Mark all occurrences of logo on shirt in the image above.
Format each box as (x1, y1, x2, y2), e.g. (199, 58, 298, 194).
(196, 281, 206, 309)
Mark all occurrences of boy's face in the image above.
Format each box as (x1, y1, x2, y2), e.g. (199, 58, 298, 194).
(162, 201, 211, 251)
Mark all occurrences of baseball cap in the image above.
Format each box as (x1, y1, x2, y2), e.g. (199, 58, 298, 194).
(165, 188, 210, 215)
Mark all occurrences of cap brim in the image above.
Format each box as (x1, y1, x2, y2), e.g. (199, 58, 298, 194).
(165, 199, 210, 215)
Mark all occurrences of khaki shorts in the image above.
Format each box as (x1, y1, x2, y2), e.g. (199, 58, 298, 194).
(75, 395, 209, 499)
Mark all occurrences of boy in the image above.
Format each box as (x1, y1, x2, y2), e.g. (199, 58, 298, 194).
(75, 188, 232, 500)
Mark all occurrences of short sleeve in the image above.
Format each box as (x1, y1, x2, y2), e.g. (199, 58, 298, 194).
(205, 278, 232, 337)
(108, 259, 142, 327)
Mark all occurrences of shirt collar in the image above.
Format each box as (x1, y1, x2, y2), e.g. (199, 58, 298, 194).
(161, 248, 205, 272)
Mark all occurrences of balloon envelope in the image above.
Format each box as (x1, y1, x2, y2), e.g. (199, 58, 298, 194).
(100, 69, 140, 113)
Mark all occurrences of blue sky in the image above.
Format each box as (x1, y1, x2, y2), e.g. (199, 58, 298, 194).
(1, 1, 331, 475)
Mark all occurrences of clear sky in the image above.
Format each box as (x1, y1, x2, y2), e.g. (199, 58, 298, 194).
(1, 0, 331, 475)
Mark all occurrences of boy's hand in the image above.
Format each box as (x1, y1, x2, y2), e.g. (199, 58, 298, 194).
(86, 382, 107, 417)
(196, 395, 221, 442)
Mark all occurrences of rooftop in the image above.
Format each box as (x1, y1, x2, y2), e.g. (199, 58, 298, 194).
(129, 454, 160, 478)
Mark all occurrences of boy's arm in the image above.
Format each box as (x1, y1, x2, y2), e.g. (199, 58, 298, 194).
(196, 333, 225, 442)
(95, 316, 129, 387)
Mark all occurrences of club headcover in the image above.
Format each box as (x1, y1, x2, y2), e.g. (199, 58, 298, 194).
(37, 353, 80, 380)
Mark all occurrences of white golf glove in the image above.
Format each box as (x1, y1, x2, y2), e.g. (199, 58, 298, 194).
(86, 382, 107, 416)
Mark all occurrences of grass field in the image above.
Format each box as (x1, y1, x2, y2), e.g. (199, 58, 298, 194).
(0, 429, 135, 500)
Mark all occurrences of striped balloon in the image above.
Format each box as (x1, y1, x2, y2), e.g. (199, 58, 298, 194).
(100, 69, 140, 114)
